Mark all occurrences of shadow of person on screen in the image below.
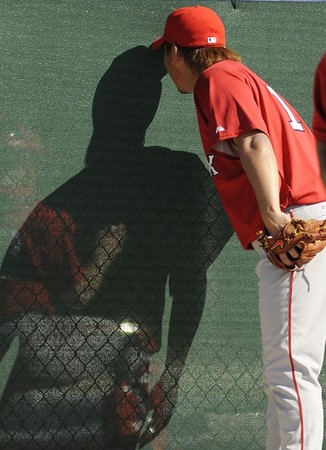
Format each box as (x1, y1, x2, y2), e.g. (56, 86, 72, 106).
(0, 45, 232, 450)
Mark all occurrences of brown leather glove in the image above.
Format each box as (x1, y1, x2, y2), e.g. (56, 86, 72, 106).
(257, 218, 326, 271)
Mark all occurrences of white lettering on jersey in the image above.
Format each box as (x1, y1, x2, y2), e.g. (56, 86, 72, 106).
(266, 85, 304, 132)
(207, 155, 219, 176)
(216, 125, 225, 133)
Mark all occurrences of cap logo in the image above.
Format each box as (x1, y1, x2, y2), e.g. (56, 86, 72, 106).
(208, 37, 217, 44)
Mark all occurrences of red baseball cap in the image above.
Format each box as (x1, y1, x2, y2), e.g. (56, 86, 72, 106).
(152, 5, 226, 50)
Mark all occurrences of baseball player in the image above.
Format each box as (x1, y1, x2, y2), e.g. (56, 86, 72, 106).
(313, 51, 326, 186)
(152, 6, 326, 450)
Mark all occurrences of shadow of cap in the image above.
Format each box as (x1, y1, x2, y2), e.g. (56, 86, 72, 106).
(86, 45, 166, 165)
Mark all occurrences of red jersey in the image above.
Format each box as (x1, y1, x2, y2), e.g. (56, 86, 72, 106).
(313, 52, 326, 142)
(194, 60, 326, 249)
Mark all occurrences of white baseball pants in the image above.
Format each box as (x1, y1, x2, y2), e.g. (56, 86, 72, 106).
(253, 201, 326, 450)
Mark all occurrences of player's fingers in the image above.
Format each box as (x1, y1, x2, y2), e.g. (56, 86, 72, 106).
(278, 243, 304, 268)
(287, 243, 304, 260)
(278, 252, 296, 269)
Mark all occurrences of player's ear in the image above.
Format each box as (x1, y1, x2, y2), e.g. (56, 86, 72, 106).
(171, 43, 183, 64)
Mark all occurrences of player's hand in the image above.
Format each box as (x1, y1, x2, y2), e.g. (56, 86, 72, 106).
(258, 217, 326, 271)
(138, 370, 179, 448)
(262, 212, 298, 267)
(277, 242, 304, 268)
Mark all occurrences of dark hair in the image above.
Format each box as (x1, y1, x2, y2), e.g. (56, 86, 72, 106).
(164, 43, 242, 75)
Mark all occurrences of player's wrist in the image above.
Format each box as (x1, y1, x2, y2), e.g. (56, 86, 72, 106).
(261, 212, 290, 236)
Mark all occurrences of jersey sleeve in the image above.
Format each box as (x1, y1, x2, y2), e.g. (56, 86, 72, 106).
(194, 64, 269, 152)
(313, 52, 326, 142)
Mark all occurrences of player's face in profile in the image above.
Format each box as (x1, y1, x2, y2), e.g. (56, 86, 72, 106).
(163, 46, 193, 95)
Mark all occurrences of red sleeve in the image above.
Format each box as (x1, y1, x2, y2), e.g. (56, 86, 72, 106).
(313, 52, 326, 142)
(194, 63, 269, 151)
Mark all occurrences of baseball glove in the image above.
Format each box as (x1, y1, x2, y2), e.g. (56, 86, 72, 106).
(257, 218, 326, 271)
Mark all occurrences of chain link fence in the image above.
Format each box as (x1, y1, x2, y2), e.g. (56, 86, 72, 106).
(0, 45, 249, 449)
(0, 148, 265, 449)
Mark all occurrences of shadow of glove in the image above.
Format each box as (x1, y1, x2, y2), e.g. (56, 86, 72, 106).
(137, 370, 179, 448)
